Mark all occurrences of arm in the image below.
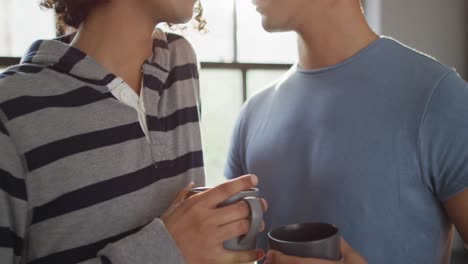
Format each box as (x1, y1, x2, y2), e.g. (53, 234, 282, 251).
(97, 218, 186, 263)
(444, 189, 468, 244)
(0, 132, 257, 264)
(225, 104, 249, 180)
(0, 120, 28, 264)
(161, 175, 266, 264)
(417, 71, 468, 246)
(0, 118, 187, 264)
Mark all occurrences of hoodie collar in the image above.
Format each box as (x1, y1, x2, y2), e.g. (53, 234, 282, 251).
(20, 29, 171, 89)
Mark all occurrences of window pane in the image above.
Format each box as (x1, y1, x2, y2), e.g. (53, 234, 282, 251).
(191, 0, 235, 62)
(199, 69, 243, 186)
(160, 0, 235, 62)
(0, 0, 55, 57)
(247, 70, 287, 98)
(247, 69, 289, 98)
(236, 0, 297, 63)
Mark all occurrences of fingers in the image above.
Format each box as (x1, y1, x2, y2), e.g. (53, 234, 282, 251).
(339, 237, 368, 263)
(218, 219, 251, 241)
(214, 198, 268, 226)
(161, 182, 196, 223)
(223, 249, 265, 263)
(173, 182, 196, 205)
(214, 200, 251, 225)
(218, 218, 266, 241)
(265, 250, 338, 264)
(202, 175, 258, 207)
(260, 198, 268, 211)
(260, 220, 266, 232)
(340, 237, 353, 255)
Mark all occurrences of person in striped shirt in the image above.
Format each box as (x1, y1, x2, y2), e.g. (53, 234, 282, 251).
(0, 0, 267, 263)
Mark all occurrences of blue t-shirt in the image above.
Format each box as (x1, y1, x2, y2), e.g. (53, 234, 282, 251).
(225, 37, 468, 264)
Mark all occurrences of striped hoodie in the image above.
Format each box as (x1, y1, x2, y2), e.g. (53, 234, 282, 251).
(0, 29, 205, 264)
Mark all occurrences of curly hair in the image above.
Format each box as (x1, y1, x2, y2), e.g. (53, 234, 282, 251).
(40, 0, 206, 33)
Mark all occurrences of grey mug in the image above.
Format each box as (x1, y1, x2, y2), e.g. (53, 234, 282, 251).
(188, 187, 263, 251)
(268, 222, 341, 260)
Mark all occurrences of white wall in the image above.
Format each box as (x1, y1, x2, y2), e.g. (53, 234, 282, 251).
(366, 0, 468, 80)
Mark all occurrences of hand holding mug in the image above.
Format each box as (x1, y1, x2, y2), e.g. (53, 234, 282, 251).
(188, 186, 264, 252)
(161, 174, 267, 264)
(266, 237, 367, 264)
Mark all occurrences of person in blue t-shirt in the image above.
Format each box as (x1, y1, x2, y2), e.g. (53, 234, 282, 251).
(225, 0, 468, 263)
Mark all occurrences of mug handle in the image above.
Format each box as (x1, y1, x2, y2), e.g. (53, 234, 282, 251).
(239, 197, 263, 246)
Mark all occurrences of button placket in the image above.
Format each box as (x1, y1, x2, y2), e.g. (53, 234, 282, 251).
(142, 55, 173, 168)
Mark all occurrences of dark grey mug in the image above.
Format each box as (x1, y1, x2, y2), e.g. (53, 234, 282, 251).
(188, 187, 263, 251)
(268, 222, 341, 260)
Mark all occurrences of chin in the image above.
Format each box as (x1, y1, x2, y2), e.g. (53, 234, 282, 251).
(261, 17, 292, 33)
(168, 12, 194, 24)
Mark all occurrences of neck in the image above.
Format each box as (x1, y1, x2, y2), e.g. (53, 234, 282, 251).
(71, 2, 157, 94)
(296, 2, 378, 69)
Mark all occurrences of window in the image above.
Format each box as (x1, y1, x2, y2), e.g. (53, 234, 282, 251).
(169, 0, 294, 185)
(0, 0, 55, 57)
(198, 69, 243, 186)
(236, 0, 297, 63)
(0, 0, 293, 186)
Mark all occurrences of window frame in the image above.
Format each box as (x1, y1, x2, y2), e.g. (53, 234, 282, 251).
(0, 57, 291, 103)
(0, 57, 21, 67)
(0, 0, 293, 102)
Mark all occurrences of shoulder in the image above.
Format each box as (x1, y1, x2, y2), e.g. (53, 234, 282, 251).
(428, 70, 468, 110)
(236, 71, 290, 131)
(152, 28, 198, 66)
(0, 62, 77, 128)
(244, 68, 295, 115)
(381, 37, 453, 78)
(0, 63, 53, 104)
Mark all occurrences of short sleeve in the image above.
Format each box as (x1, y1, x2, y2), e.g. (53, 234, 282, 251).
(419, 71, 468, 202)
(224, 104, 249, 179)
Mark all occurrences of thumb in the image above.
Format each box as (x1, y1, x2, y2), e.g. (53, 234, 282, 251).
(340, 237, 367, 263)
(162, 182, 196, 222)
(172, 182, 196, 205)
